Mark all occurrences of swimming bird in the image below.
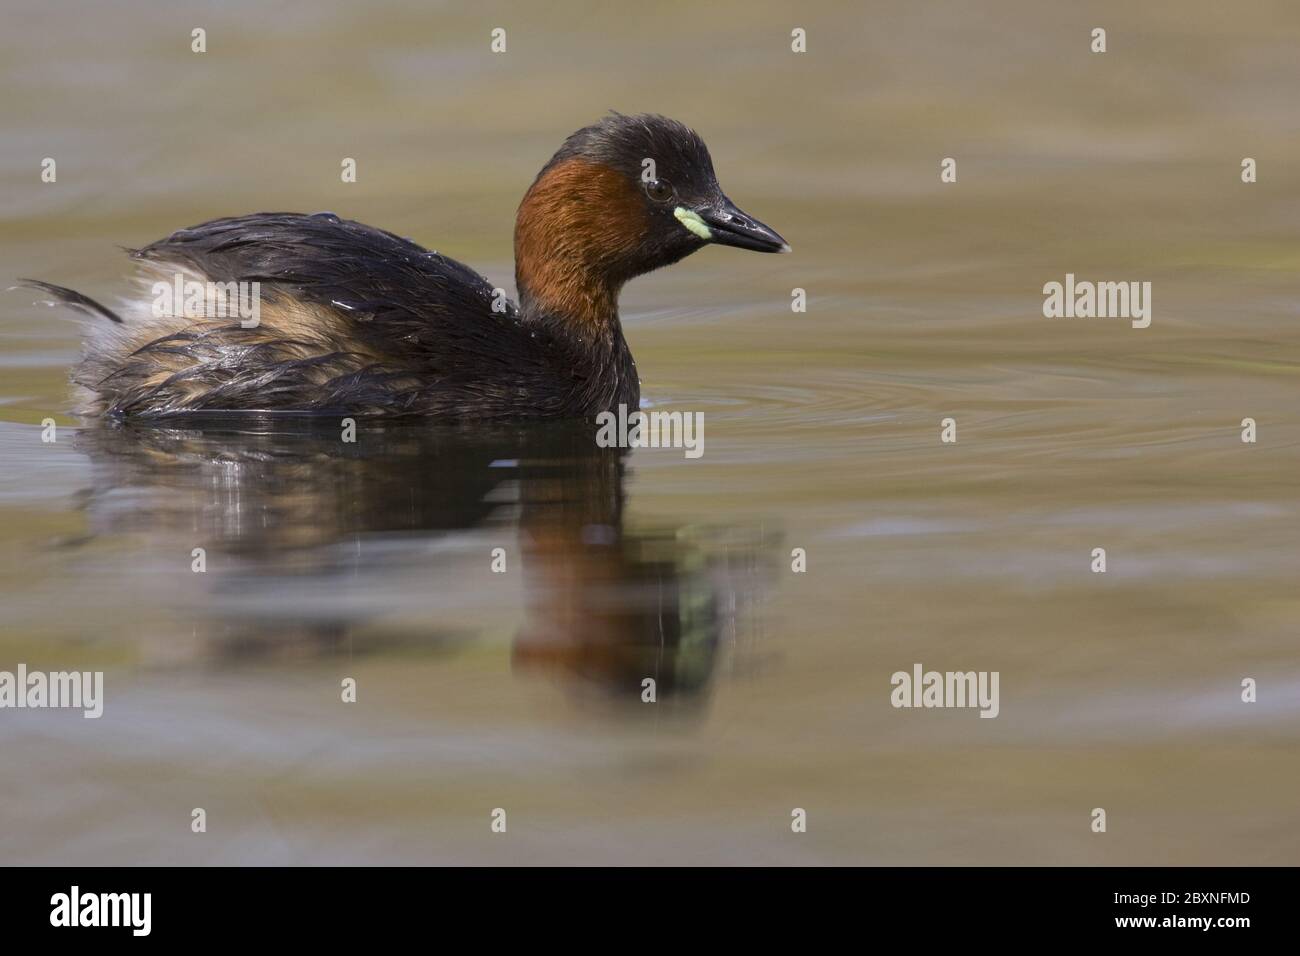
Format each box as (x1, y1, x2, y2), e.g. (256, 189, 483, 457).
(23, 113, 788, 420)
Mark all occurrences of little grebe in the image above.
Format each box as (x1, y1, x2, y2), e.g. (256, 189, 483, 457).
(24, 113, 788, 420)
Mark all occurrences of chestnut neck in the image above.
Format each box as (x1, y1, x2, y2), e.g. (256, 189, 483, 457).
(513, 157, 647, 336)
(512, 158, 644, 414)
(512, 180, 644, 413)
(515, 272, 624, 344)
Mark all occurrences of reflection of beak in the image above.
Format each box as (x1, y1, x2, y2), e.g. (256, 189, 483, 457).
(681, 196, 790, 253)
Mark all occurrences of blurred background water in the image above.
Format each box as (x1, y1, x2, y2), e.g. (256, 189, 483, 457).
(1, 0, 1298, 864)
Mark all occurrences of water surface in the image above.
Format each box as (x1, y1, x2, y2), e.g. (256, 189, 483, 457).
(1, 0, 1298, 864)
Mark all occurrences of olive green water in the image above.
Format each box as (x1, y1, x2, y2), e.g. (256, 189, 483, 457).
(2, 0, 1298, 864)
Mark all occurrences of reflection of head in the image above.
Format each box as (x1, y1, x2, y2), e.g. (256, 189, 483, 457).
(513, 525, 725, 706)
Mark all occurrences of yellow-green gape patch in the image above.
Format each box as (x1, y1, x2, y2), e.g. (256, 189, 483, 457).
(673, 206, 712, 240)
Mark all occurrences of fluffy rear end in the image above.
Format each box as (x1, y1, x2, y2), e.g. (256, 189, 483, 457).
(26, 263, 400, 417)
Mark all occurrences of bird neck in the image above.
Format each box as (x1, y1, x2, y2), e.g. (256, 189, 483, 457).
(523, 293, 640, 416)
(514, 208, 638, 402)
(516, 268, 623, 337)
(512, 157, 646, 414)
(513, 156, 646, 334)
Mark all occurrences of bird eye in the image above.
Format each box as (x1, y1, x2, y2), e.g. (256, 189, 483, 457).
(644, 178, 675, 203)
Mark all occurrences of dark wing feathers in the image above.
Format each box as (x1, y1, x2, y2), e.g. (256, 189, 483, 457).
(28, 212, 598, 419)
(135, 211, 513, 329)
(125, 212, 577, 417)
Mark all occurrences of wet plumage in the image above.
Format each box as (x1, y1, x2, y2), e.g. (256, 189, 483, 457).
(23, 113, 788, 420)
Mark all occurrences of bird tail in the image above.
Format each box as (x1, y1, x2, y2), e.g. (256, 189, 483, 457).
(14, 279, 123, 323)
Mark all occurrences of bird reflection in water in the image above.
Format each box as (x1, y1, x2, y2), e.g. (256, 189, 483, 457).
(73, 417, 770, 710)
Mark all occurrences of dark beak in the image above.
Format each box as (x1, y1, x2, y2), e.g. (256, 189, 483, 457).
(699, 196, 790, 253)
